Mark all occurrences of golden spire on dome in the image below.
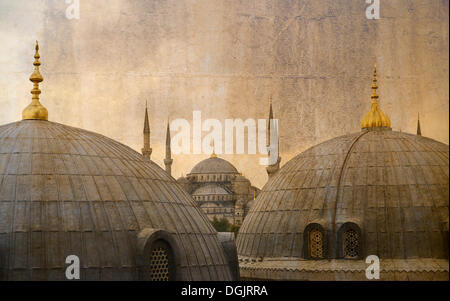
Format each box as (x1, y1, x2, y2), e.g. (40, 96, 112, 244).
(22, 41, 48, 121)
(210, 140, 217, 158)
(360, 62, 391, 130)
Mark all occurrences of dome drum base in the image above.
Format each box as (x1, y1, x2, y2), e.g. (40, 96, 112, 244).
(361, 126, 392, 131)
(239, 258, 449, 281)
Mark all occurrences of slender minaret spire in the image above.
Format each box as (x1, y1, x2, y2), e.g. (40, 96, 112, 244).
(164, 119, 173, 175)
(417, 113, 422, 136)
(266, 96, 281, 178)
(266, 95, 273, 147)
(141, 102, 152, 160)
(23, 41, 48, 121)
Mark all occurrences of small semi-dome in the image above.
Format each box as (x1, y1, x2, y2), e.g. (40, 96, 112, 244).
(190, 157, 239, 175)
(0, 42, 237, 281)
(177, 175, 189, 183)
(193, 184, 230, 197)
(237, 63, 449, 281)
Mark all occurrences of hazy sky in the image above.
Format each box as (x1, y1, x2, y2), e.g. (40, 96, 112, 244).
(0, 0, 448, 188)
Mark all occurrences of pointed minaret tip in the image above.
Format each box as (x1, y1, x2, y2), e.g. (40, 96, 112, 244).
(22, 41, 48, 121)
(269, 95, 273, 118)
(266, 95, 281, 178)
(143, 104, 150, 134)
(165, 118, 172, 156)
(417, 112, 422, 136)
(164, 118, 173, 175)
(141, 103, 152, 159)
(267, 95, 274, 147)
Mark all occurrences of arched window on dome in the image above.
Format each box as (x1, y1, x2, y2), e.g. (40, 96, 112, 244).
(137, 229, 178, 281)
(149, 239, 174, 281)
(304, 223, 326, 259)
(338, 223, 362, 259)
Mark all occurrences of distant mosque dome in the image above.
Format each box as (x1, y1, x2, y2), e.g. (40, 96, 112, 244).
(180, 152, 259, 225)
(0, 42, 238, 281)
(190, 156, 239, 176)
(237, 64, 449, 281)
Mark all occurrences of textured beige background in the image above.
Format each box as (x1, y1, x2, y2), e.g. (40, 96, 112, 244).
(0, 0, 448, 188)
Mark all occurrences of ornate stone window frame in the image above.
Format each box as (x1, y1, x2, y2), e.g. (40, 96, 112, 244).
(137, 228, 181, 281)
(337, 222, 362, 259)
(303, 223, 327, 259)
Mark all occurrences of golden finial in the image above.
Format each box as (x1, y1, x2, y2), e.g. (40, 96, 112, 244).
(210, 140, 217, 158)
(371, 62, 378, 100)
(361, 61, 391, 130)
(22, 41, 48, 121)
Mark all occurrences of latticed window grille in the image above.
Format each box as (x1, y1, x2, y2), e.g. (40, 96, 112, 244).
(309, 228, 323, 258)
(343, 229, 359, 258)
(150, 246, 170, 281)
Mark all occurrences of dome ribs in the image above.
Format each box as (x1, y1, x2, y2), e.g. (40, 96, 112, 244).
(0, 120, 234, 280)
(238, 129, 449, 280)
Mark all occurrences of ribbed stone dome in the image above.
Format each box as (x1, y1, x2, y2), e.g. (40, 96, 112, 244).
(190, 157, 239, 175)
(237, 129, 449, 280)
(0, 120, 234, 281)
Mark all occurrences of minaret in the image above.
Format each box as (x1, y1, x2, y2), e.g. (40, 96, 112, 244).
(266, 96, 273, 145)
(266, 96, 281, 178)
(141, 102, 152, 160)
(417, 113, 422, 136)
(164, 119, 173, 175)
(22, 41, 48, 121)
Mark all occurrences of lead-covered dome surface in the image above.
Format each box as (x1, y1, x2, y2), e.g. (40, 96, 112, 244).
(0, 120, 233, 280)
(190, 157, 239, 175)
(193, 184, 230, 196)
(237, 129, 449, 264)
